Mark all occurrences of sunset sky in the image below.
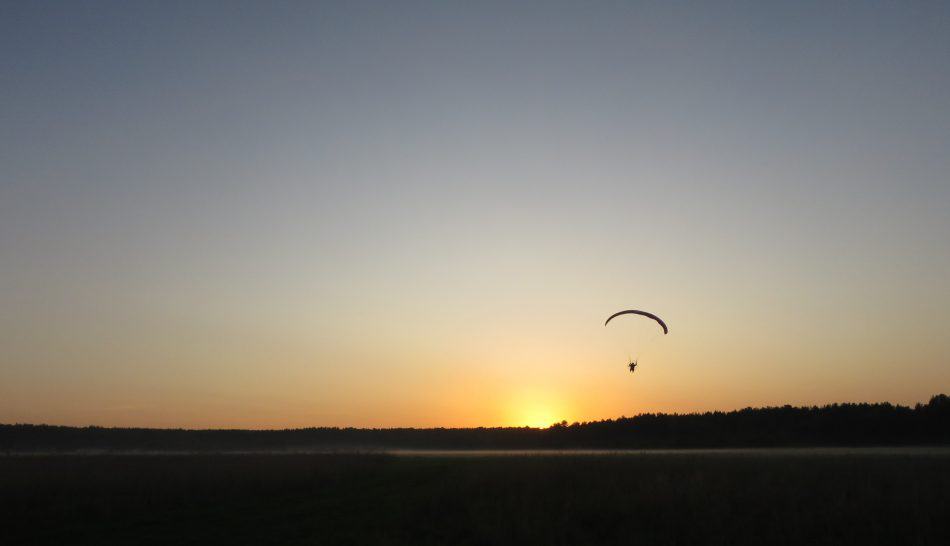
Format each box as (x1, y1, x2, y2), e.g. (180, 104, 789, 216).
(2, 2, 949, 428)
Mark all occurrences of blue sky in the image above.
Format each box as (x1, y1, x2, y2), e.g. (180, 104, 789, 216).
(2, 1, 949, 427)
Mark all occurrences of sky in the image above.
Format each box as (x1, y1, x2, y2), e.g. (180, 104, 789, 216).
(2, 1, 949, 428)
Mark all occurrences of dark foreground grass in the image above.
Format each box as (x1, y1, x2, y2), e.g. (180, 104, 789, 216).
(2, 452, 949, 545)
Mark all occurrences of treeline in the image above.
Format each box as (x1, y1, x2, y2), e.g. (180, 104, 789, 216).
(2, 395, 948, 452)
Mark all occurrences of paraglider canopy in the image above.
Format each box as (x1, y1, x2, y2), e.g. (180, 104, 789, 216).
(604, 309, 669, 335)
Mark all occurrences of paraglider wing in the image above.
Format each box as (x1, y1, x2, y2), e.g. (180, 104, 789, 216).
(604, 309, 669, 335)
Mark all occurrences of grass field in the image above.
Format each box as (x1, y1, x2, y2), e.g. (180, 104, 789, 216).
(2, 451, 949, 545)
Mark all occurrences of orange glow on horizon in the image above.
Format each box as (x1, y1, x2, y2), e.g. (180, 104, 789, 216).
(505, 390, 572, 429)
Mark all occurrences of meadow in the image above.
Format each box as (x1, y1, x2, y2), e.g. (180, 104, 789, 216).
(3, 451, 948, 545)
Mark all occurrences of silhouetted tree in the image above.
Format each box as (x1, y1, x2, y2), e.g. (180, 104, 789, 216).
(2, 394, 948, 452)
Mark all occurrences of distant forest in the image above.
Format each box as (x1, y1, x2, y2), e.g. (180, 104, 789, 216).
(3, 395, 948, 452)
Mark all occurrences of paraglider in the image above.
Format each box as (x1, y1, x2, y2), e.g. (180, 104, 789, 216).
(605, 309, 668, 374)
(604, 309, 668, 334)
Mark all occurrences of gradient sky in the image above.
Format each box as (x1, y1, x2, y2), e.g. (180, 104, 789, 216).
(2, 1, 949, 428)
